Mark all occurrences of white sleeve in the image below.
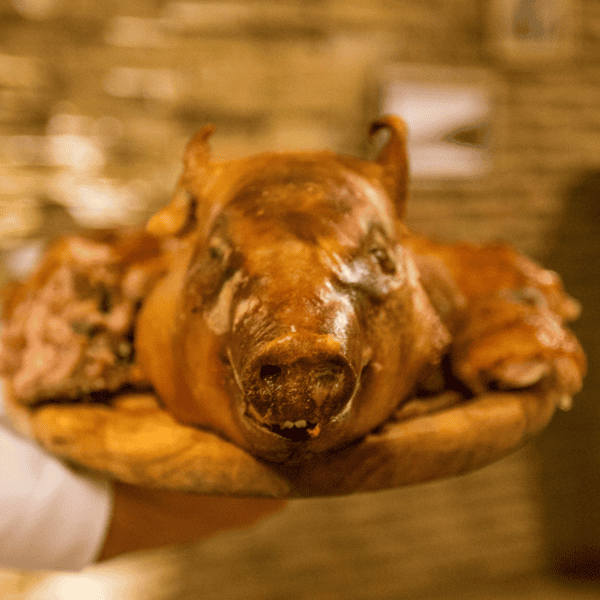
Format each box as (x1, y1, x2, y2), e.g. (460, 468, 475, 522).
(0, 390, 114, 571)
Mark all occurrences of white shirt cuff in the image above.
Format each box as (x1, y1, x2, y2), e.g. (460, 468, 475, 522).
(0, 422, 114, 571)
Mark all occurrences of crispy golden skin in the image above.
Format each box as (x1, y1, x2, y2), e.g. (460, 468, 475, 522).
(0, 116, 586, 496)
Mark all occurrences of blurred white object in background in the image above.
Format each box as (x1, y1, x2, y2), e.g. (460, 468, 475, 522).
(380, 65, 494, 180)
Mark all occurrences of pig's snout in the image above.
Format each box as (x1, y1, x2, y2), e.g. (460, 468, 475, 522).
(240, 334, 359, 441)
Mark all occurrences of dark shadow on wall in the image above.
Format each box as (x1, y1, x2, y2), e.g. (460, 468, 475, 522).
(535, 170, 600, 583)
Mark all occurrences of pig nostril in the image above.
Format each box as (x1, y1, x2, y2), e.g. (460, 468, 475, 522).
(259, 364, 282, 383)
(242, 343, 358, 430)
(316, 365, 341, 384)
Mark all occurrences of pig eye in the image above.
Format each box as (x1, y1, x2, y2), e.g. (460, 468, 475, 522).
(208, 237, 231, 263)
(370, 246, 396, 275)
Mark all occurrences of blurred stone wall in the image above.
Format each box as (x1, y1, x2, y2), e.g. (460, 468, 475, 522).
(1, 0, 600, 268)
(1, 0, 599, 597)
(0, 0, 480, 285)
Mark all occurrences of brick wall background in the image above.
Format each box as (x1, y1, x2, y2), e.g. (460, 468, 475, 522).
(1, 0, 599, 259)
(1, 1, 599, 598)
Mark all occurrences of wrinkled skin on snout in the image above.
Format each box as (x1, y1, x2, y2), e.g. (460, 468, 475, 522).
(136, 120, 449, 462)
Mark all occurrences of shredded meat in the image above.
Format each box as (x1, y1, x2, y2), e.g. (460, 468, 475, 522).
(0, 230, 166, 406)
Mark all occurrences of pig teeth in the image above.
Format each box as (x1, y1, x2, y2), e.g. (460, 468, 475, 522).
(281, 420, 308, 429)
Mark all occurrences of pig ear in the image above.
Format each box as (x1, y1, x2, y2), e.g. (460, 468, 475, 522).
(182, 123, 217, 174)
(147, 124, 217, 237)
(369, 116, 409, 217)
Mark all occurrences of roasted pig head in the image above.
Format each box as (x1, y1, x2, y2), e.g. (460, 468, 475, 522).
(137, 117, 450, 462)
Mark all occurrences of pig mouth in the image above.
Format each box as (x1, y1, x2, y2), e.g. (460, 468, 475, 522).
(243, 399, 324, 442)
(271, 421, 321, 442)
